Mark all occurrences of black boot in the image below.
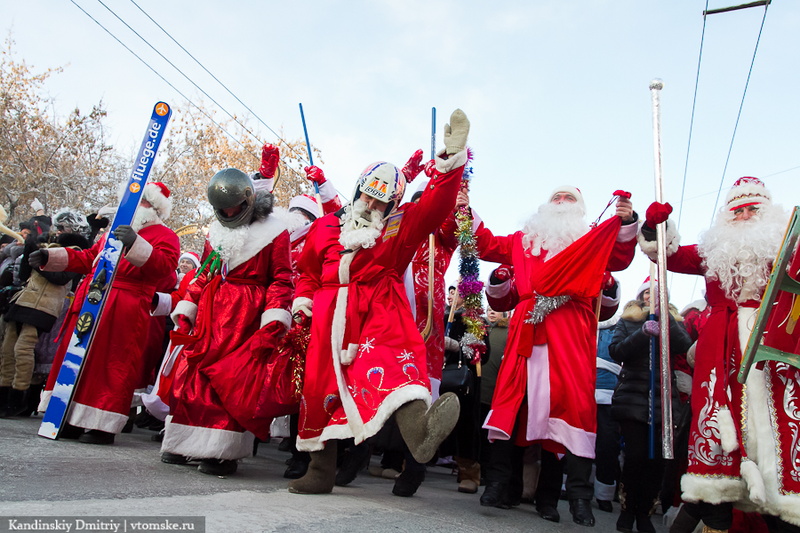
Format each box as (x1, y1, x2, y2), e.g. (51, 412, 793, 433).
(335, 441, 370, 486)
(0, 388, 29, 418)
(198, 459, 238, 476)
(78, 429, 115, 445)
(480, 481, 511, 509)
(569, 498, 596, 527)
(392, 468, 425, 497)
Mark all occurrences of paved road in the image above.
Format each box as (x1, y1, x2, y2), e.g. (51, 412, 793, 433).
(0, 415, 671, 532)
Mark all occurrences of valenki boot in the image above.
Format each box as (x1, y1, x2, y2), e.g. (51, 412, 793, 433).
(395, 393, 460, 464)
(288, 441, 337, 494)
(455, 457, 481, 494)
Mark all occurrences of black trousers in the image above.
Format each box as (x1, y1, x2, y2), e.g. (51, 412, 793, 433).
(595, 404, 621, 492)
(618, 420, 665, 514)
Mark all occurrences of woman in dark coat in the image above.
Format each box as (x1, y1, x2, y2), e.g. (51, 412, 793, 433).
(609, 284, 692, 533)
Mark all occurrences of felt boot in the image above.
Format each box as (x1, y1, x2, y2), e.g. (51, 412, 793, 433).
(288, 441, 337, 494)
(395, 394, 460, 464)
(0, 388, 28, 418)
(455, 457, 480, 494)
(669, 505, 701, 533)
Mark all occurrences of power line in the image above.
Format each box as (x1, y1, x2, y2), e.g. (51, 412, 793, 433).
(94, 0, 265, 157)
(710, 2, 770, 221)
(68, 0, 255, 158)
(126, 0, 308, 164)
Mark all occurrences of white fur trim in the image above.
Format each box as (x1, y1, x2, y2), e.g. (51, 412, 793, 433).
(595, 479, 616, 501)
(124, 234, 153, 267)
(252, 175, 274, 194)
(41, 247, 69, 272)
(143, 182, 172, 220)
(38, 390, 52, 413)
(207, 213, 288, 272)
(140, 391, 169, 421)
(151, 292, 173, 316)
(434, 148, 467, 173)
(297, 384, 431, 452)
(740, 458, 767, 506)
(172, 300, 198, 324)
(341, 343, 358, 365)
(318, 180, 339, 203)
(68, 402, 128, 434)
(291, 297, 313, 316)
(289, 194, 319, 216)
(680, 472, 747, 504)
(178, 252, 200, 269)
(549, 185, 586, 215)
(161, 416, 254, 460)
(259, 308, 291, 329)
(717, 406, 739, 454)
(637, 219, 680, 261)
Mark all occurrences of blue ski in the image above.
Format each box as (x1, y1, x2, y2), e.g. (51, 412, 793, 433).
(38, 102, 172, 439)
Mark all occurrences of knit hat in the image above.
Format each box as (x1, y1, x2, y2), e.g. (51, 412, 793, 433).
(289, 194, 319, 220)
(178, 251, 200, 269)
(549, 185, 586, 215)
(143, 182, 172, 220)
(636, 277, 653, 301)
(725, 176, 771, 212)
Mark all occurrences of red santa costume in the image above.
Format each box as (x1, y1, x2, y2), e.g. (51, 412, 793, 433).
(405, 179, 460, 384)
(475, 187, 637, 458)
(163, 170, 293, 466)
(640, 177, 800, 527)
(39, 182, 180, 436)
(293, 151, 467, 452)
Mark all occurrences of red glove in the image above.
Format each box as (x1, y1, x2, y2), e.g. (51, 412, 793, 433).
(248, 320, 287, 356)
(490, 265, 513, 284)
(601, 271, 615, 290)
(260, 144, 280, 179)
(175, 315, 193, 335)
(423, 159, 437, 178)
(401, 149, 425, 183)
(303, 165, 326, 185)
(645, 201, 673, 228)
(613, 190, 632, 199)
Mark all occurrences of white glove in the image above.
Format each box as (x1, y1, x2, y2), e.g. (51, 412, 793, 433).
(444, 337, 460, 352)
(444, 109, 470, 155)
(31, 198, 44, 212)
(674, 370, 692, 395)
(292, 298, 313, 323)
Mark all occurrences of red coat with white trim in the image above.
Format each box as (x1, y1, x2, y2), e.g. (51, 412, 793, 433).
(293, 152, 466, 451)
(163, 213, 293, 458)
(476, 218, 636, 458)
(41, 222, 179, 433)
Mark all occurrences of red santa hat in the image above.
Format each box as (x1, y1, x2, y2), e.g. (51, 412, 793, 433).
(289, 194, 319, 219)
(725, 176, 771, 211)
(549, 185, 586, 214)
(636, 276, 653, 301)
(143, 182, 172, 220)
(178, 251, 200, 269)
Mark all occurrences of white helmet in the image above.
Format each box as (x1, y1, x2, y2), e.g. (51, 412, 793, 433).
(353, 161, 405, 217)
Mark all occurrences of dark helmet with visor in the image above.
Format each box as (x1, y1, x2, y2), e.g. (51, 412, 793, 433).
(207, 168, 255, 228)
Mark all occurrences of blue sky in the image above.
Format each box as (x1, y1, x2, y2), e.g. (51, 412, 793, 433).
(4, 1, 799, 308)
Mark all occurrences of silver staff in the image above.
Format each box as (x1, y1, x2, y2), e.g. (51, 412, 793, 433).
(649, 78, 674, 460)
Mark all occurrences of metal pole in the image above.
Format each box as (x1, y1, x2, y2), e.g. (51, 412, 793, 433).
(650, 79, 674, 460)
(298, 103, 324, 217)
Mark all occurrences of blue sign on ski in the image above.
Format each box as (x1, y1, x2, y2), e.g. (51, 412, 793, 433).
(38, 102, 172, 439)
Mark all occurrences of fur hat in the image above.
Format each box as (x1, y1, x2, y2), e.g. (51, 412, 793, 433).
(725, 176, 771, 212)
(289, 194, 319, 220)
(178, 251, 200, 269)
(549, 185, 586, 215)
(144, 182, 172, 220)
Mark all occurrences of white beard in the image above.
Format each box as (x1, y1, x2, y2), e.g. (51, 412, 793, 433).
(339, 200, 385, 250)
(521, 202, 589, 259)
(132, 206, 161, 231)
(698, 204, 788, 302)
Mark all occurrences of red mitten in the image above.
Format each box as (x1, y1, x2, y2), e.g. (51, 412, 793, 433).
(175, 315, 193, 335)
(260, 144, 280, 179)
(423, 159, 437, 177)
(248, 321, 287, 356)
(645, 201, 673, 228)
(490, 265, 513, 284)
(601, 271, 615, 290)
(304, 165, 326, 185)
(401, 149, 425, 182)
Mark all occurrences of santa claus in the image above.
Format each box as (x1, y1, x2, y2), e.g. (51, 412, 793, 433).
(474, 185, 638, 526)
(641, 177, 798, 533)
(32, 182, 180, 445)
(162, 168, 293, 476)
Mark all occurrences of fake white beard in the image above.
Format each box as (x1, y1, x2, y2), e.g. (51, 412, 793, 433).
(132, 206, 162, 231)
(208, 220, 248, 264)
(339, 199, 385, 250)
(698, 204, 788, 302)
(521, 201, 589, 258)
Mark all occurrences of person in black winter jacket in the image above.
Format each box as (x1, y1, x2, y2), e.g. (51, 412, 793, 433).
(609, 282, 692, 533)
